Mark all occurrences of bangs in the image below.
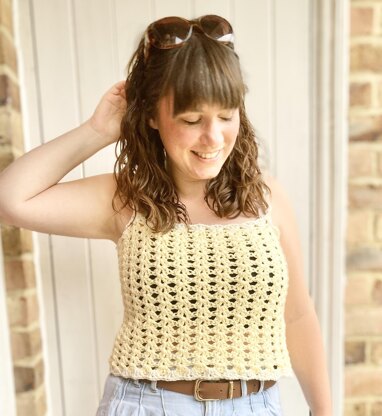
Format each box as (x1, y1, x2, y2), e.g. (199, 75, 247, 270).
(159, 34, 246, 115)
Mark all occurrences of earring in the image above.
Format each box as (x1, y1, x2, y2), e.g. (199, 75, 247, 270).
(163, 148, 167, 170)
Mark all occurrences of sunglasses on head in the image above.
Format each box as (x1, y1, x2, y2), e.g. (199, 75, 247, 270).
(144, 15, 234, 61)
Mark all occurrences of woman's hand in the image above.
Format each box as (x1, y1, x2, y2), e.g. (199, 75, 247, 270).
(88, 80, 127, 144)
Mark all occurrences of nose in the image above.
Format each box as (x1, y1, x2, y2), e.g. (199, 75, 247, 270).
(200, 119, 225, 148)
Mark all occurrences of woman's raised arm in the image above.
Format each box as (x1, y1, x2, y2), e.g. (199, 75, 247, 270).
(0, 81, 128, 242)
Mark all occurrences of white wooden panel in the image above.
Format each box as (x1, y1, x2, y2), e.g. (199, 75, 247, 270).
(91, 241, 122, 398)
(232, 0, 274, 171)
(50, 236, 97, 416)
(31, 0, 80, 137)
(273, 2, 311, 414)
(274, 0, 311, 288)
(153, 0, 192, 19)
(72, 1, 118, 122)
(115, 0, 151, 77)
(71, 3, 125, 403)
(193, 0, 230, 18)
(32, 0, 96, 414)
(13, 2, 61, 415)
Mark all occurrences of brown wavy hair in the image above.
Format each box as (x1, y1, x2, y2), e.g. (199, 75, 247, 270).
(112, 30, 270, 233)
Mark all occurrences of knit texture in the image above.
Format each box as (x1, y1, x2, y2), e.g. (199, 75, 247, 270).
(109, 209, 293, 381)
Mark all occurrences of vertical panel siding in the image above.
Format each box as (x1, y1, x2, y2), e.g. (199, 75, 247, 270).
(153, 0, 192, 18)
(274, 0, 311, 291)
(193, 0, 230, 17)
(72, 0, 121, 400)
(114, 0, 151, 77)
(31, 0, 89, 413)
(16, 0, 65, 414)
(232, 0, 274, 172)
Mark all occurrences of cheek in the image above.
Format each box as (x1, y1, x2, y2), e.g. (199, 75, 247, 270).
(160, 126, 192, 152)
(228, 123, 240, 143)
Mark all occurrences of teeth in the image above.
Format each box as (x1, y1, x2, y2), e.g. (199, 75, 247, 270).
(194, 150, 220, 159)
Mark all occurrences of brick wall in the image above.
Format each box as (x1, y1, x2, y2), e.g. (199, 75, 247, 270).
(0, 0, 47, 414)
(346, 0, 382, 415)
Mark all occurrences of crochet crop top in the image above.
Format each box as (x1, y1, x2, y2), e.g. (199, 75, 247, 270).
(109, 208, 293, 381)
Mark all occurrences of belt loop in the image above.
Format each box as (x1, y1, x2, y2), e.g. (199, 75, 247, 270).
(133, 379, 141, 388)
(150, 380, 158, 392)
(240, 380, 247, 397)
(257, 380, 265, 393)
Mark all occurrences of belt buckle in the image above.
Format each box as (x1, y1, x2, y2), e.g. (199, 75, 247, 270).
(194, 379, 234, 401)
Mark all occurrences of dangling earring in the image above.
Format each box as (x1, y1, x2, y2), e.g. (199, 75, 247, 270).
(163, 148, 167, 170)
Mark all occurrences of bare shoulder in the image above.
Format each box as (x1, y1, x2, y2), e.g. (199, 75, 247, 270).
(72, 172, 134, 243)
(105, 173, 134, 242)
(0, 171, 134, 244)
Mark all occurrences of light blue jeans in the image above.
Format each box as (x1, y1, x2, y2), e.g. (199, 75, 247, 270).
(96, 374, 283, 415)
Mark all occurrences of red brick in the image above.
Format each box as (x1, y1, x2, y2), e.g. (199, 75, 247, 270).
(378, 82, 382, 107)
(346, 210, 373, 244)
(348, 146, 376, 177)
(10, 327, 42, 361)
(16, 386, 47, 416)
(7, 293, 40, 327)
(377, 212, 382, 240)
(371, 402, 382, 416)
(349, 116, 382, 142)
(0, 145, 14, 169)
(346, 308, 382, 335)
(348, 185, 382, 210)
(372, 280, 382, 304)
(370, 341, 382, 365)
(344, 401, 367, 416)
(1, 225, 34, 256)
(351, 43, 382, 72)
(0, 74, 21, 110)
(13, 358, 44, 393)
(345, 366, 382, 396)
(345, 276, 373, 305)
(351, 7, 374, 36)
(345, 341, 366, 364)
(4, 259, 36, 291)
(0, 30, 17, 73)
(350, 82, 372, 107)
(346, 246, 382, 271)
(0, 0, 13, 34)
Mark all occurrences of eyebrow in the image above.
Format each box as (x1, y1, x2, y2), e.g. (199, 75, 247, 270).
(177, 108, 234, 115)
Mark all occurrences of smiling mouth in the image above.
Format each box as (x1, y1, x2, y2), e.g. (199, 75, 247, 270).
(192, 150, 221, 160)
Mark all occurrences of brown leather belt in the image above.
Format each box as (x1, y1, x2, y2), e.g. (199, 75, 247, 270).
(140, 379, 277, 401)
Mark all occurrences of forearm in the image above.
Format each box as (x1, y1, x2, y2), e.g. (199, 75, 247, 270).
(286, 307, 332, 415)
(0, 120, 107, 212)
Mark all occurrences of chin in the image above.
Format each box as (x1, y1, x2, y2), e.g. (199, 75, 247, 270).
(193, 168, 223, 181)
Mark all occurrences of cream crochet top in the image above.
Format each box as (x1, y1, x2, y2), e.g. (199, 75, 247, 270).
(109, 208, 293, 381)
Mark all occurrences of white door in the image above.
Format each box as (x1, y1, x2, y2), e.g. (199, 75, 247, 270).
(15, 1, 314, 414)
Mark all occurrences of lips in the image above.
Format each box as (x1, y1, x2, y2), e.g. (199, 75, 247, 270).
(192, 150, 221, 159)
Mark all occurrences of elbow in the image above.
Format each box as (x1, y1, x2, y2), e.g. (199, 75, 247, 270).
(0, 203, 24, 228)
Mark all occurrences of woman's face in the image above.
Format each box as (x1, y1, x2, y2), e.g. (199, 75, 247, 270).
(150, 94, 240, 190)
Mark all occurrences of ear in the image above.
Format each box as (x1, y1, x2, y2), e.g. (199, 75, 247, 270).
(149, 117, 158, 130)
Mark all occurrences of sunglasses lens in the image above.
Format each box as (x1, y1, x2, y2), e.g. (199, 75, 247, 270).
(148, 17, 191, 49)
(199, 15, 234, 43)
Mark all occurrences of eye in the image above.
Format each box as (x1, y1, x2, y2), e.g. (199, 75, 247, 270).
(182, 118, 201, 125)
(219, 111, 235, 121)
(220, 116, 233, 121)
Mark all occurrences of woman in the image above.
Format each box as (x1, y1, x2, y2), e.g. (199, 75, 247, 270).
(0, 15, 332, 416)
